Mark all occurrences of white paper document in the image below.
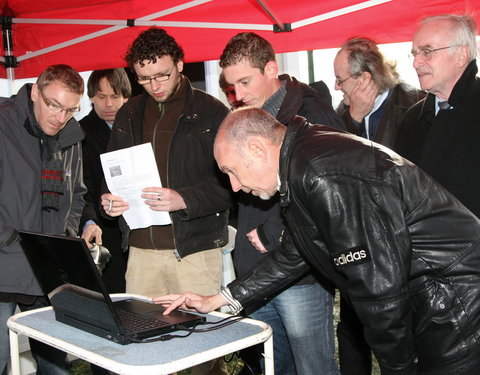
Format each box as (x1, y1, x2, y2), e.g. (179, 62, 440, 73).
(100, 143, 171, 229)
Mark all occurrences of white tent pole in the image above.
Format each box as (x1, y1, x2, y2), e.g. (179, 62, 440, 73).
(204, 60, 221, 99)
(6, 66, 15, 96)
(15, 19, 271, 63)
(1, 17, 15, 95)
(14, 0, 216, 62)
(293, 0, 393, 29)
(14, 18, 272, 30)
(256, 0, 285, 31)
(9, 0, 394, 68)
(16, 25, 124, 62)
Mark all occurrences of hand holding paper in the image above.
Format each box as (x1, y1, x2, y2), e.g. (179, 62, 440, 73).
(100, 143, 172, 229)
(142, 187, 187, 212)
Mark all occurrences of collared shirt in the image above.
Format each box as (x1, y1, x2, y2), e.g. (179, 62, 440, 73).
(364, 89, 390, 139)
(435, 96, 453, 115)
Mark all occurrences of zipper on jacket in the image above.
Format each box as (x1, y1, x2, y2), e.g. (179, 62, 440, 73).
(166, 113, 185, 259)
(147, 104, 166, 251)
(173, 249, 181, 261)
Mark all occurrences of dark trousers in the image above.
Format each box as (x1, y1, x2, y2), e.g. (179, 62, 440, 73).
(337, 298, 372, 375)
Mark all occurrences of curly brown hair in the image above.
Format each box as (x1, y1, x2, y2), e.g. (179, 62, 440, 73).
(125, 27, 184, 69)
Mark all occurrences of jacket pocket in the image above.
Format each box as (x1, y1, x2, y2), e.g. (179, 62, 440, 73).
(411, 278, 472, 372)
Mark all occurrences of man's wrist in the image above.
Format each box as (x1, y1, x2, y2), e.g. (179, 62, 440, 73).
(220, 287, 243, 314)
(350, 110, 365, 124)
(82, 220, 96, 233)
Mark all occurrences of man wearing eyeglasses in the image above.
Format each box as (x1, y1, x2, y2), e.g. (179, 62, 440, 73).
(334, 37, 425, 150)
(0, 64, 101, 375)
(395, 14, 480, 220)
(100, 27, 232, 374)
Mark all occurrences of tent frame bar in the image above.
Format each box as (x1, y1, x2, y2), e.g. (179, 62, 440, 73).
(1, 15, 15, 94)
(1, 0, 392, 86)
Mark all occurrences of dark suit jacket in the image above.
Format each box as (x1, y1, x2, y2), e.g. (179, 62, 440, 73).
(80, 109, 112, 227)
(79, 109, 126, 293)
(395, 60, 480, 218)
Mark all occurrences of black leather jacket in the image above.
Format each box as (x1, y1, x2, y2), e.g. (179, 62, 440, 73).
(107, 76, 232, 257)
(229, 117, 480, 374)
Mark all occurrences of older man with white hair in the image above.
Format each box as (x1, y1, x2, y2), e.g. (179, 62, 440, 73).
(396, 14, 480, 218)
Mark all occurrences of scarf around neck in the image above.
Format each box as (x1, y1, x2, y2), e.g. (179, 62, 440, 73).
(24, 101, 64, 212)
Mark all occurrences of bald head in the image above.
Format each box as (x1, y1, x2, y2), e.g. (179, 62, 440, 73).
(215, 107, 285, 149)
(214, 108, 286, 200)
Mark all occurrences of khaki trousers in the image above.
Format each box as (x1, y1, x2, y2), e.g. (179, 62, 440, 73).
(125, 246, 223, 297)
(125, 246, 227, 375)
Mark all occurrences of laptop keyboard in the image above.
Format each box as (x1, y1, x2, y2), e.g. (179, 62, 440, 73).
(116, 308, 169, 333)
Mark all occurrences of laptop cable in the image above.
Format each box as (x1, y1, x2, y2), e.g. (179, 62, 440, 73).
(129, 315, 246, 343)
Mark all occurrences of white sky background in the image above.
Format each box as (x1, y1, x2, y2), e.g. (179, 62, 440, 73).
(1, 39, 479, 120)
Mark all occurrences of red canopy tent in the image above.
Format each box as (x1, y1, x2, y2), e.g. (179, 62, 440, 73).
(1, 0, 479, 80)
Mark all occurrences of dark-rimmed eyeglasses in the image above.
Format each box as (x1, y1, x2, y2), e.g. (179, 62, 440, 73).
(335, 75, 354, 86)
(409, 45, 460, 61)
(40, 90, 80, 116)
(136, 69, 174, 85)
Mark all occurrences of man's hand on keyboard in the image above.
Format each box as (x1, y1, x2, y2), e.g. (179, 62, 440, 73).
(152, 293, 228, 315)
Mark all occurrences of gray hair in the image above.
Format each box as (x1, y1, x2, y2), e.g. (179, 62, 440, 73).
(340, 37, 400, 92)
(421, 14, 478, 61)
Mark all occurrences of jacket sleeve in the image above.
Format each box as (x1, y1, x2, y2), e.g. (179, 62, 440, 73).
(300, 100, 346, 131)
(66, 142, 87, 236)
(228, 230, 310, 307)
(176, 173, 234, 220)
(336, 101, 365, 136)
(256, 214, 285, 251)
(79, 139, 98, 229)
(0, 219, 18, 249)
(305, 174, 417, 374)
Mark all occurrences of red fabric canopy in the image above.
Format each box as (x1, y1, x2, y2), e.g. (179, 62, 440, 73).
(1, 0, 479, 78)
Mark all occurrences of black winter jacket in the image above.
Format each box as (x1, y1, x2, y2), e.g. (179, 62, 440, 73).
(395, 60, 480, 218)
(106, 77, 232, 257)
(229, 117, 480, 375)
(0, 84, 86, 295)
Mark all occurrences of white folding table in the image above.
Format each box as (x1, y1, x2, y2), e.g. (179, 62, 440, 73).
(8, 295, 273, 375)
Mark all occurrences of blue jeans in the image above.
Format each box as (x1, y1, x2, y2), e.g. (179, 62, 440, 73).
(0, 300, 69, 375)
(249, 282, 339, 375)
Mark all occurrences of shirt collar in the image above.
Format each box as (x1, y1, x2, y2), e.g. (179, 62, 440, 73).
(364, 89, 390, 138)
